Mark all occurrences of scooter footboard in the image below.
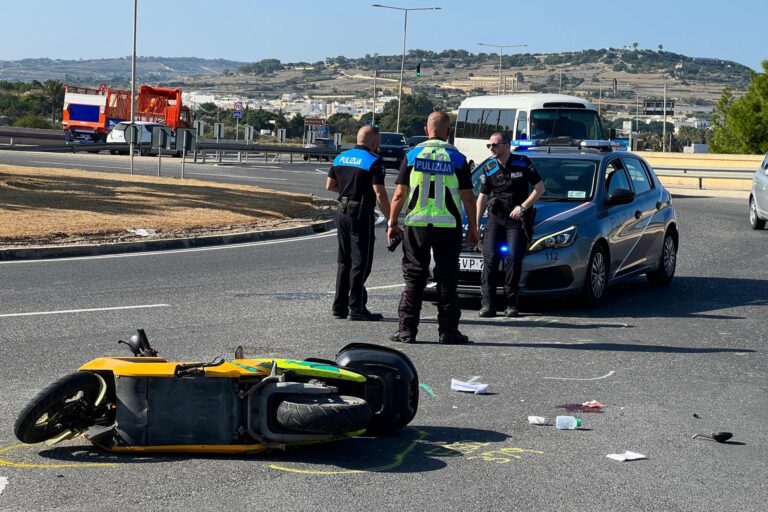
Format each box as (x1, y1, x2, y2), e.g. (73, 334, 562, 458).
(335, 343, 419, 434)
(111, 376, 241, 447)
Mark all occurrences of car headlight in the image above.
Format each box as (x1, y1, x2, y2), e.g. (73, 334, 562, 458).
(529, 226, 577, 252)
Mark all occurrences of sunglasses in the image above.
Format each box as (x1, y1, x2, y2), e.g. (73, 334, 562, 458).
(486, 142, 508, 149)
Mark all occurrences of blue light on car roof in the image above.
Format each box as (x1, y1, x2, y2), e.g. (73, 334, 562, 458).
(512, 139, 535, 147)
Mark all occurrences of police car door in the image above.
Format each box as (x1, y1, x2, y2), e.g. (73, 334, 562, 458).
(603, 158, 642, 279)
(756, 153, 768, 217)
(621, 156, 664, 272)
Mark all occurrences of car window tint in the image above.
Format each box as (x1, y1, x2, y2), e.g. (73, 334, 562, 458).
(762, 153, 768, 170)
(623, 158, 652, 194)
(606, 161, 631, 193)
(533, 158, 597, 200)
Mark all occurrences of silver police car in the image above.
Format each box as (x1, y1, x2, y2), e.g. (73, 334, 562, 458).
(453, 140, 679, 306)
(749, 153, 768, 230)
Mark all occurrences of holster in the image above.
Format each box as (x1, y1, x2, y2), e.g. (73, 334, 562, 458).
(339, 196, 372, 220)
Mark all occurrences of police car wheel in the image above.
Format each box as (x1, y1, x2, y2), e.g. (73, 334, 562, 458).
(581, 244, 607, 307)
(646, 231, 677, 285)
(749, 196, 765, 230)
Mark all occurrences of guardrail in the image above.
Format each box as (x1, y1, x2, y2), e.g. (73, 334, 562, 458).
(193, 142, 340, 164)
(652, 165, 754, 190)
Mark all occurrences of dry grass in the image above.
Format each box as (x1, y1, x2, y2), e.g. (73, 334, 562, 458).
(0, 165, 334, 247)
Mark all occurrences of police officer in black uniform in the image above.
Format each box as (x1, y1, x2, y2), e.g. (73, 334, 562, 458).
(326, 125, 391, 321)
(476, 131, 544, 317)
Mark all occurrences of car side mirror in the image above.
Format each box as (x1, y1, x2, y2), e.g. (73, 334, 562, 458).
(607, 188, 635, 205)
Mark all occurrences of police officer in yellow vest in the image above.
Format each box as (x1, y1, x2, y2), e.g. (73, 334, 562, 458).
(387, 112, 479, 344)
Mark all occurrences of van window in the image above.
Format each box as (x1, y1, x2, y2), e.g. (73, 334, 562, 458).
(530, 109, 604, 139)
(498, 109, 516, 133)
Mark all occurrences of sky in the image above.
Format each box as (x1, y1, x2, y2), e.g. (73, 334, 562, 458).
(1, 0, 765, 71)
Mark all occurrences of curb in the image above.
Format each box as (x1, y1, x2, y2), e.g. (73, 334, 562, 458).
(0, 219, 336, 261)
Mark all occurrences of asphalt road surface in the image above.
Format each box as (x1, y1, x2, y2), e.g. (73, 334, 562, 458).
(0, 153, 766, 511)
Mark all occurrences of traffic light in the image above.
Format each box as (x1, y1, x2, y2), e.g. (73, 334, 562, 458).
(416, 63, 421, 77)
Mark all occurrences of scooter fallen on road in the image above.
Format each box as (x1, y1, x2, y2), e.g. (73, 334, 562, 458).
(15, 330, 419, 454)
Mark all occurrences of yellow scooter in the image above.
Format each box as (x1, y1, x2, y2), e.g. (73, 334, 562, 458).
(15, 330, 419, 454)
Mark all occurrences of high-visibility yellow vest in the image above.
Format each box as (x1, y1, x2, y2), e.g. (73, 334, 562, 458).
(404, 140, 466, 228)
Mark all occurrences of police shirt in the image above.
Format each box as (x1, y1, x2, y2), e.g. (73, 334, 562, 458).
(328, 145, 386, 204)
(479, 155, 542, 207)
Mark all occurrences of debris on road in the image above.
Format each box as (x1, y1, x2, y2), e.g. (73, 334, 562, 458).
(606, 451, 647, 462)
(451, 377, 489, 395)
(527, 416, 548, 425)
(692, 432, 733, 443)
(581, 400, 605, 408)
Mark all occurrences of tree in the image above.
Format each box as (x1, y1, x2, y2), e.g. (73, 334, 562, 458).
(632, 42, 639, 51)
(657, 44, 663, 52)
(710, 61, 768, 154)
(39, 80, 64, 126)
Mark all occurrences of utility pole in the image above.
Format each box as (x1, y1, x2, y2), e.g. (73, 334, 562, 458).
(662, 84, 667, 152)
(477, 43, 527, 95)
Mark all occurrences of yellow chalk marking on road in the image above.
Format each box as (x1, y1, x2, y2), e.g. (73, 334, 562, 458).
(0, 444, 116, 469)
(269, 430, 429, 475)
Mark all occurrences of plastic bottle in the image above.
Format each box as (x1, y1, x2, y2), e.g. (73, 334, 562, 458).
(555, 416, 582, 429)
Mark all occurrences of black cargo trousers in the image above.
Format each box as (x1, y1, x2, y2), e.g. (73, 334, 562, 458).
(333, 201, 376, 316)
(480, 215, 527, 310)
(397, 224, 462, 338)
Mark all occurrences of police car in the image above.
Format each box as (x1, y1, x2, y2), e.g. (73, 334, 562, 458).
(749, 152, 768, 230)
(441, 138, 679, 306)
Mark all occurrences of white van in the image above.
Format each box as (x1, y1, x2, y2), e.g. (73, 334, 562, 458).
(453, 93, 605, 167)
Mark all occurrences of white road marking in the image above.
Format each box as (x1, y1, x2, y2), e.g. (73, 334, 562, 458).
(0, 230, 338, 265)
(188, 172, 286, 181)
(0, 477, 7, 496)
(543, 370, 616, 381)
(0, 304, 170, 318)
(29, 161, 130, 171)
(364, 284, 405, 291)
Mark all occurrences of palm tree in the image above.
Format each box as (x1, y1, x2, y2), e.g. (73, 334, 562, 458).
(39, 80, 64, 127)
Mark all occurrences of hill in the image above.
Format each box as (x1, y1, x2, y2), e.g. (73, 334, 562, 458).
(0, 49, 756, 114)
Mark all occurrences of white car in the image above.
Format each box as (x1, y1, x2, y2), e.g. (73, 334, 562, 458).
(749, 153, 768, 230)
(106, 121, 167, 155)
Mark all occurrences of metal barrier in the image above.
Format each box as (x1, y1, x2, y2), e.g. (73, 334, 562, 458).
(652, 165, 754, 190)
(193, 142, 340, 164)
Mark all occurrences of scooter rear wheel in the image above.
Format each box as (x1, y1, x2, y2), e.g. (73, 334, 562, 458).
(276, 394, 372, 434)
(14, 372, 104, 444)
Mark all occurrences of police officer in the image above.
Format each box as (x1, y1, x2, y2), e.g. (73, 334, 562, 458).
(476, 131, 544, 317)
(326, 125, 391, 321)
(387, 112, 479, 344)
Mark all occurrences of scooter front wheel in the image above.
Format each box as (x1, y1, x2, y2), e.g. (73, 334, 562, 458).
(14, 372, 104, 444)
(276, 394, 372, 434)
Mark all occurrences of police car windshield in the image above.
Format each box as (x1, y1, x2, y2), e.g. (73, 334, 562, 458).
(381, 133, 407, 146)
(529, 109, 604, 140)
(530, 157, 597, 201)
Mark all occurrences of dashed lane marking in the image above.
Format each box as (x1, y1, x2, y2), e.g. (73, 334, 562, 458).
(543, 371, 616, 381)
(0, 304, 169, 318)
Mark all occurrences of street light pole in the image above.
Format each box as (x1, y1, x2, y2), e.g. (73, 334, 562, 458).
(372, 4, 440, 133)
(477, 43, 527, 95)
(130, 0, 138, 174)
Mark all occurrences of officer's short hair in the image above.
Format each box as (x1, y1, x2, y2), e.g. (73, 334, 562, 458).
(490, 131, 511, 144)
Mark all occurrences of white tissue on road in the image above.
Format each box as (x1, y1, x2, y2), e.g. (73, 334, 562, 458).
(606, 451, 647, 461)
(451, 377, 489, 394)
(0, 476, 8, 496)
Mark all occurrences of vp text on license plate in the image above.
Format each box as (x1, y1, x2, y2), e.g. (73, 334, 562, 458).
(459, 257, 483, 271)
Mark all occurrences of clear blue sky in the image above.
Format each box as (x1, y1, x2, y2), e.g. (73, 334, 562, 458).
(2, 0, 764, 71)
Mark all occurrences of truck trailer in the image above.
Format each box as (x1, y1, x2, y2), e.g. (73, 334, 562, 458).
(62, 84, 191, 143)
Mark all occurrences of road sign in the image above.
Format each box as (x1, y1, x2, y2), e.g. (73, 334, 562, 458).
(233, 111, 243, 119)
(234, 101, 243, 111)
(305, 117, 326, 126)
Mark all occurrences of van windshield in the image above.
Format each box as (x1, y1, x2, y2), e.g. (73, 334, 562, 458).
(529, 109, 604, 140)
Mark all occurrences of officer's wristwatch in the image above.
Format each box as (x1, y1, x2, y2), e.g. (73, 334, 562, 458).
(518, 205, 527, 213)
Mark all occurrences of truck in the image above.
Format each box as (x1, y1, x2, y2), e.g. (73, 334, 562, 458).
(62, 84, 191, 143)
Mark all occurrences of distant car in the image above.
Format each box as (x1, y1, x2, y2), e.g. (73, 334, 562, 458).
(106, 121, 167, 155)
(407, 135, 429, 147)
(749, 153, 768, 230)
(378, 132, 408, 169)
(303, 137, 336, 161)
(442, 140, 679, 306)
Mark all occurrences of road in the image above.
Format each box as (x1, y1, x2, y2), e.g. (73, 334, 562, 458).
(0, 153, 766, 511)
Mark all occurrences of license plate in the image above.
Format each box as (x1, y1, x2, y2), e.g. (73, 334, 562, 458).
(459, 256, 483, 271)
(383, 157, 397, 161)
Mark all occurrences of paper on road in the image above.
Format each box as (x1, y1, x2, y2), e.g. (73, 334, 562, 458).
(451, 377, 489, 394)
(606, 451, 647, 462)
